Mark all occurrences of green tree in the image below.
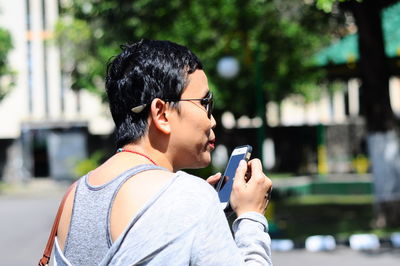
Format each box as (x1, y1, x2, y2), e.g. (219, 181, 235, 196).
(56, 0, 342, 117)
(317, 0, 400, 227)
(0, 27, 13, 101)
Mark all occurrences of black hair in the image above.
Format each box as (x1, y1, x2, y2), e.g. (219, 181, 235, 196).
(105, 39, 203, 147)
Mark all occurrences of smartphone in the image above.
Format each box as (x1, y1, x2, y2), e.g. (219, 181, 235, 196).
(215, 145, 252, 210)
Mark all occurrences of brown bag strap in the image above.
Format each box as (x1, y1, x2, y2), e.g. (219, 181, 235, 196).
(38, 181, 77, 266)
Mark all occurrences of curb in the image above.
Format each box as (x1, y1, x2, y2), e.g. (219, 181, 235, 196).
(271, 233, 400, 252)
(0, 178, 70, 197)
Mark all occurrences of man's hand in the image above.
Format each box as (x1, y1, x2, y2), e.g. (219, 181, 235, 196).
(230, 159, 272, 216)
(206, 172, 222, 186)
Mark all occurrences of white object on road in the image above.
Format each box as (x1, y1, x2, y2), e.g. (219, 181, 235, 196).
(305, 235, 336, 252)
(271, 239, 295, 251)
(349, 234, 380, 250)
(390, 232, 400, 248)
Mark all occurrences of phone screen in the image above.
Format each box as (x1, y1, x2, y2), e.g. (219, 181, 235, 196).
(217, 146, 252, 203)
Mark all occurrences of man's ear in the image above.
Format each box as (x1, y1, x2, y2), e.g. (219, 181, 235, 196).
(149, 98, 171, 134)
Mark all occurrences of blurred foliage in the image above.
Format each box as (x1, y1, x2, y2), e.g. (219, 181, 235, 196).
(316, 0, 339, 12)
(0, 27, 13, 101)
(73, 150, 105, 178)
(56, 0, 345, 117)
(315, 0, 362, 13)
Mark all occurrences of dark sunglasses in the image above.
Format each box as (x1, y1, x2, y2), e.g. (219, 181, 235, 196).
(131, 92, 214, 118)
(166, 92, 214, 118)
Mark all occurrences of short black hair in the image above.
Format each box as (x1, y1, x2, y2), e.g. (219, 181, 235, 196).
(105, 40, 203, 147)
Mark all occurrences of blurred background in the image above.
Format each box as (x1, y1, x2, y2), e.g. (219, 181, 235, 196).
(1, 0, 400, 265)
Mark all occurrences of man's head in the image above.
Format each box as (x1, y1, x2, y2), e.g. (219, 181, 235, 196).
(106, 40, 203, 147)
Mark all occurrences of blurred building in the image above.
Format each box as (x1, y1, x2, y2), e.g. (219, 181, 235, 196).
(0, 0, 113, 138)
(266, 77, 400, 126)
(267, 2, 400, 127)
(0, 0, 113, 181)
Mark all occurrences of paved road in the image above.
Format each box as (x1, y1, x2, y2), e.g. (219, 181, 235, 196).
(0, 180, 66, 266)
(1, 180, 400, 266)
(0, 195, 61, 265)
(273, 247, 400, 266)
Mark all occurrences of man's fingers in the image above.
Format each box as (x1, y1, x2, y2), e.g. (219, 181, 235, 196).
(234, 160, 248, 186)
(206, 172, 221, 186)
(246, 159, 264, 185)
(248, 159, 262, 173)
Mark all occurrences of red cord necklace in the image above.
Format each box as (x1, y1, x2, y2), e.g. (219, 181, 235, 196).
(116, 148, 157, 165)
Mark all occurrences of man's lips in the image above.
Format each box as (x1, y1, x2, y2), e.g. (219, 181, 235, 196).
(208, 139, 216, 149)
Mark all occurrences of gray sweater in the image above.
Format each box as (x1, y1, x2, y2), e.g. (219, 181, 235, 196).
(54, 164, 272, 265)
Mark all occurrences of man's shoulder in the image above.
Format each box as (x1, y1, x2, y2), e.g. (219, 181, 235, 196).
(155, 172, 222, 225)
(170, 171, 219, 204)
(175, 171, 215, 191)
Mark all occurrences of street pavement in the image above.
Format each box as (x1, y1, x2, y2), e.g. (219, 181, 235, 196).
(1, 179, 400, 266)
(272, 247, 400, 266)
(0, 179, 67, 266)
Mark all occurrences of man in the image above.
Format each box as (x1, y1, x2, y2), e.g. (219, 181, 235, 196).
(55, 39, 273, 265)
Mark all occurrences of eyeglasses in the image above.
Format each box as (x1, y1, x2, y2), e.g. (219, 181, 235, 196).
(166, 92, 214, 118)
(131, 92, 214, 118)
